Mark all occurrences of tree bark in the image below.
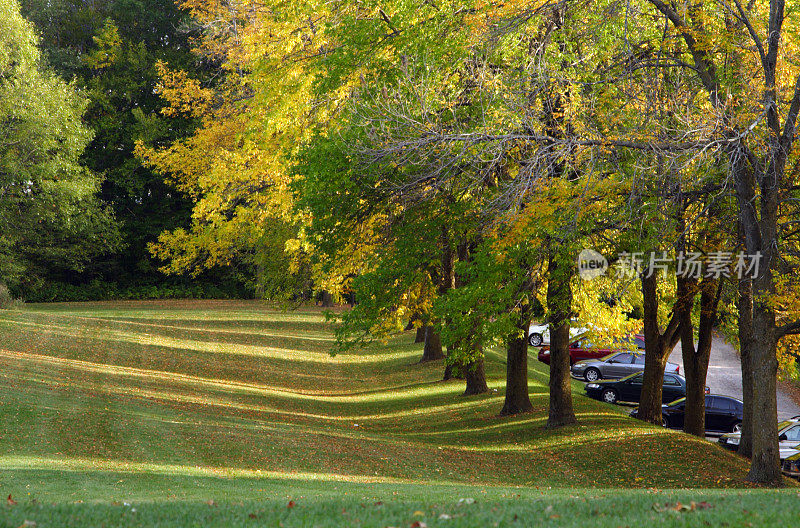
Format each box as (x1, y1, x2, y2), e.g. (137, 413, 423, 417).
(747, 310, 781, 484)
(500, 326, 533, 415)
(443, 349, 463, 380)
(415, 325, 427, 343)
(731, 140, 782, 484)
(320, 290, 334, 307)
(738, 275, 755, 458)
(637, 271, 683, 424)
(463, 358, 488, 395)
(420, 326, 444, 362)
(546, 252, 577, 428)
(681, 278, 720, 437)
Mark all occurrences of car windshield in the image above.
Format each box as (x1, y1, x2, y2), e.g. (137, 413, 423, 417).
(619, 372, 642, 382)
(779, 420, 797, 433)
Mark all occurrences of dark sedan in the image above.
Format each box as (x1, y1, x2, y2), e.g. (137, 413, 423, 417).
(630, 395, 742, 433)
(585, 371, 705, 405)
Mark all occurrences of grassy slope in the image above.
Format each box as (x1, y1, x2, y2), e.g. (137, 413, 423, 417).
(0, 300, 797, 527)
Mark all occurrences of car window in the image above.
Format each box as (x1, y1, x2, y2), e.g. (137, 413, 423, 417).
(664, 375, 680, 386)
(628, 373, 643, 384)
(705, 395, 716, 409)
(717, 398, 735, 412)
(612, 353, 633, 363)
(633, 354, 645, 365)
(784, 426, 800, 442)
(634, 337, 646, 349)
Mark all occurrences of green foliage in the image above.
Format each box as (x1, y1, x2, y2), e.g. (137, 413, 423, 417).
(17, 0, 214, 296)
(0, 283, 17, 309)
(0, 0, 120, 291)
(14, 279, 245, 303)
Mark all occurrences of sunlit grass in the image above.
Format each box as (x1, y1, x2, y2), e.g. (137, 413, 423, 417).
(0, 297, 789, 523)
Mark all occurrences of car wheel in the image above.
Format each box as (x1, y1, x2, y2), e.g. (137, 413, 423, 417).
(529, 333, 543, 347)
(731, 421, 742, 433)
(584, 368, 601, 382)
(661, 415, 669, 428)
(601, 388, 618, 404)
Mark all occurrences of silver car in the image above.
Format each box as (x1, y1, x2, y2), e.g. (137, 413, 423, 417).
(720, 416, 800, 452)
(571, 351, 680, 382)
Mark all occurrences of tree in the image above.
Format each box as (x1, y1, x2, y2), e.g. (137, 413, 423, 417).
(0, 0, 119, 292)
(18, 0, 212, 296)
(636, 0, 800, 485)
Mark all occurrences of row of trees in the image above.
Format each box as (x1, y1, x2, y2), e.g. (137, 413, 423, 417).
(12, 0, 795, 484)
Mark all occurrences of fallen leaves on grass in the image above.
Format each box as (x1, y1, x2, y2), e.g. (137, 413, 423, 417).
(17, 521, 36, 528)
(653, 501, 713, 513)
(287, 500, 296, 509)
(205, 499, 217, 507)
(7, 495, 17, 506)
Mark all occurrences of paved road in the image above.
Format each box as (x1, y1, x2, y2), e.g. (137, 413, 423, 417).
(667, 335, 800, 421)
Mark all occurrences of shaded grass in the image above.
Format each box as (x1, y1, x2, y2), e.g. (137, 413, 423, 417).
(0, 300, 794, 526)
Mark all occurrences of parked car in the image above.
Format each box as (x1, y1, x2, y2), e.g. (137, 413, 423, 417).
(719, 416, 800, 452)
(780, 448, 800, 478)
(629, 395, 742, 433)
(538, 334, 646, 366)
(584, 371, 707, 405)
(528, 319, 588, 347)
(571, 351, 680, 382)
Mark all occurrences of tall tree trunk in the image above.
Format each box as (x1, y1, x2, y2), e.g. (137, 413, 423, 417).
(738, 276, 755, 458)
(463, 358, 488, 395)
(747, 310, 781, 484)
(443, 348, 463, 380)
(500, 327, 533, 415)
(320, 290, 334, 307)
(420, 326, 444, 362)
(500, 299, 533, 416)
(681, 278, 720, 437)
(638, 271, 682, 424)
(415, 325, 427, 343)
(732, 140, 782, 484)
(546, 252, 577, 428)
(421, 225, 455, 363)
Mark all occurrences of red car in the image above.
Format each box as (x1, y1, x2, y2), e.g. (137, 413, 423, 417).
(537, 334, 646, 366)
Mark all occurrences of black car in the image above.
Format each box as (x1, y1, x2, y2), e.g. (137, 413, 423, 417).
(584, 371, 701, 405)
(630, 395, 743, 433)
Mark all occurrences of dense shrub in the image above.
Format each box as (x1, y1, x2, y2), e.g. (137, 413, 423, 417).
(14, 280, 252, 303)
(0, 283, 15, 308)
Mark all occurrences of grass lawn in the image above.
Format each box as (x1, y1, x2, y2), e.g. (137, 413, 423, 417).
(0, 300, 797, 527)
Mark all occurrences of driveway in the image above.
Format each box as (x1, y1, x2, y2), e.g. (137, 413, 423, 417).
(667, 335, 800, 421)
